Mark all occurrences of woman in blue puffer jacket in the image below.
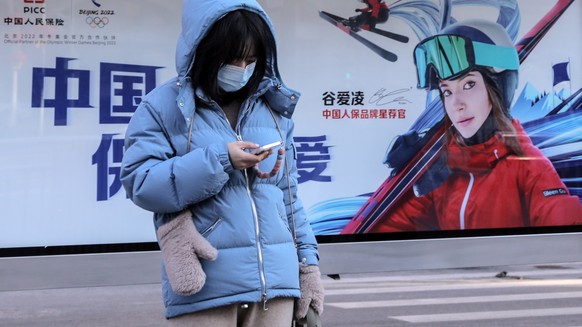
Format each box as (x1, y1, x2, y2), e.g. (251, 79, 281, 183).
(120, 0, 323, 325)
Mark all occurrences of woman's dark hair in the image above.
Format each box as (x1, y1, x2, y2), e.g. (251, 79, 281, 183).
(190, 9, 275, 104)
(443, 68, 524, 156)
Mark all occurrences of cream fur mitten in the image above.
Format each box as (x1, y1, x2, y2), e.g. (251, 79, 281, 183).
(156, 210, 218, 296)
(295, 264, 325, 320)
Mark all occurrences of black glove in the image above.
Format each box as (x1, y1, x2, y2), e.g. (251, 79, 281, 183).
(383, 130, 422, 175)
(412, 152, 451, 197)
(383, 121, 443, 176)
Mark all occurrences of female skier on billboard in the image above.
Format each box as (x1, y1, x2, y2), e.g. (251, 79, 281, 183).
(346, 0, 390, 31)
(371, 19, 582, 232)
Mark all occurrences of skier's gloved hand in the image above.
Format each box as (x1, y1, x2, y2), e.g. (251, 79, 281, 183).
(383, 130, 422, 175)
(295, 264, 325, 321)
(413, 151, 451, 197)
(355, 8, 362, 12)
(383, 121, 443, 176)
(156, 209, 218, 296)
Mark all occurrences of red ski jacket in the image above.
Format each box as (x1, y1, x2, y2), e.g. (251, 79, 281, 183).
(371, 120, 582, 232)
(359, 0, 389, 18)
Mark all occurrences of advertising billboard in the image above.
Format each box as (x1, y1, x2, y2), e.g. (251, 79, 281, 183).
(1, 0, 581, 265)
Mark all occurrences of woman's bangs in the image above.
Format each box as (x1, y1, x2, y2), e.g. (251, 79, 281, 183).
(235, 37, 257, 60)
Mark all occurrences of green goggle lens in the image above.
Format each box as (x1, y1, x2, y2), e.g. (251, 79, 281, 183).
(414, 34, 519, 89)
(414, 35, 473, 89)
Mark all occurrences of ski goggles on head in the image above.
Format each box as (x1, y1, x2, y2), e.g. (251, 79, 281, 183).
(413, 34, 519, 89)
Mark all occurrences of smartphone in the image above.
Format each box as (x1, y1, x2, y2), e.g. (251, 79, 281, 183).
(249, 140, 282, 155)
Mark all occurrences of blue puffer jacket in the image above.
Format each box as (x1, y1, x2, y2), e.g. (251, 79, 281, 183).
(120, 0, 319, 319)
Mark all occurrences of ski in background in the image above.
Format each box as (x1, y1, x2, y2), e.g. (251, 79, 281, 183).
(319, 10, 408, 62)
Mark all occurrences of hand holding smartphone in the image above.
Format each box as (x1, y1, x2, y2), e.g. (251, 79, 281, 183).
(249, 140, 282, 155)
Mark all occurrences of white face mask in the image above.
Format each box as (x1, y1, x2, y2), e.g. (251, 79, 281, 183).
(217, 61, 256, 92)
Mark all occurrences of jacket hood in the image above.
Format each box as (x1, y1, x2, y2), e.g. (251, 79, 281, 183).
(174, 0, 299, 119)
(176, 0, 280, 82)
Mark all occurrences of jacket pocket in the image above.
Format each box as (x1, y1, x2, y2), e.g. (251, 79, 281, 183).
(200, 217, 222, 237)
(277, 203, 293, 235)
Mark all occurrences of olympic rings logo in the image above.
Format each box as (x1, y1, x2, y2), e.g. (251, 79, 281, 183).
(85, 16, 109, 28)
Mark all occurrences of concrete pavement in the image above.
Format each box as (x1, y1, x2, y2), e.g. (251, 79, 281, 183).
(3, 251, 582, 326)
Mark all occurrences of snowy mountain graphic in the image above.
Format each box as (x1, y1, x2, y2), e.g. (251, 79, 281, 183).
(512, 82, 572, 123)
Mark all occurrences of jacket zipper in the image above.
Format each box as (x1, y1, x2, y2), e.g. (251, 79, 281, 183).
(459, 172, 474, 229)
(236, 128, 268, 310)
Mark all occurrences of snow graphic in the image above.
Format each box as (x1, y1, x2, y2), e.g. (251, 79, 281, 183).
(513, 83, 573, 123)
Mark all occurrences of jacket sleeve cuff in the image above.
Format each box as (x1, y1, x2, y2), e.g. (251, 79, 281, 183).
(208, 142, 234, 174)
(298, 252, 320, 266)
